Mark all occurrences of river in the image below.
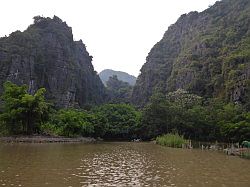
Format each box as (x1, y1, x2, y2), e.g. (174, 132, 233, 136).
(0, 142, 250, 187)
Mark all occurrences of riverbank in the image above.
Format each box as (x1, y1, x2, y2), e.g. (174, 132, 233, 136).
(0, 136, 97, 143)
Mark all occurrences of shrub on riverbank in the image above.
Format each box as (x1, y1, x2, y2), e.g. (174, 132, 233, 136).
(91, 104, 141, 139)
(41, 109, 95, 137)
(156, 133, 187, 148)
(41, 104, 142, 139)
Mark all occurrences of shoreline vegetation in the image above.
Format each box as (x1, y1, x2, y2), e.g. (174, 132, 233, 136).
(155, 133, 250, 159)
(1, 134, 249, 160)
(0, 135, 97, 143)
(156, 133, 188, 148)
(0, 82, 249, 160)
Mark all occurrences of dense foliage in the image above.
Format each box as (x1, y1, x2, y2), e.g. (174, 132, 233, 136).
(41, 109, 95, 137)
(91, 103, 141, 139)
(0, 82, 140, 138)
(0, 81, 49, 135)
(141, 91, 250, 142)
(0, 82, 249, 143)
(42, 103, 141, 139)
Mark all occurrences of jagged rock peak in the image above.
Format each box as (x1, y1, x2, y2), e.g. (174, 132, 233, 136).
(0, 15, 106, 108)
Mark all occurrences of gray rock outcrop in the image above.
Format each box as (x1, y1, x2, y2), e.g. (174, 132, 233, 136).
(0, 16, 106, 108)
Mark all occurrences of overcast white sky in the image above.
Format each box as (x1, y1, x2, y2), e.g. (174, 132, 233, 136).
(0, 0, 218, 76)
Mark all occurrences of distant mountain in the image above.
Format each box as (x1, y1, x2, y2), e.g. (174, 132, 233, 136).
(99, 69, 137, 86)
(106, 75, 133, 103)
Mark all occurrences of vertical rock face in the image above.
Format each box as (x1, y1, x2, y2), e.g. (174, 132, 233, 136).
(0, 16, 106, 108)
(132, 0, 250, 107)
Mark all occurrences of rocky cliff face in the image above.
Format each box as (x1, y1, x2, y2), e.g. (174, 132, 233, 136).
(0, 16, 106, 108)
(132, 0, 250, 107)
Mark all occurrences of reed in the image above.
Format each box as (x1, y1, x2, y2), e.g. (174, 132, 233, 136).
(156, 133, 187, 148)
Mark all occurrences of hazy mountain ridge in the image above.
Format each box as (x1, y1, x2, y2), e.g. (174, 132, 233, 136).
(105, 75, 133, 103)
(132, 0, 250, 107)
(0, 16, 106, 108)
(99, 69, 137, 86)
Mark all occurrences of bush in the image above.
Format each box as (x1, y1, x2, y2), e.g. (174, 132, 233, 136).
(156, 133, 187, 148)
(91, 104, 141, 139)
(41, 109, 94, 137)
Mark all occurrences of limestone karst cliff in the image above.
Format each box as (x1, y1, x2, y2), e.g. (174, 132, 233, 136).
(0, 16, 106, 108)
(132, 0, 250, 107)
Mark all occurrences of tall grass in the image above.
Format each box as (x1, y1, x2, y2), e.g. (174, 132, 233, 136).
(156, 133, 187, 148)
(241, 149, 250, 159)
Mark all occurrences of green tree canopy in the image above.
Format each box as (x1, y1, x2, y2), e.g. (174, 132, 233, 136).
(0, 81, 49, 135)
(42, 109, 95, 137)
(91, 104, 141, 139)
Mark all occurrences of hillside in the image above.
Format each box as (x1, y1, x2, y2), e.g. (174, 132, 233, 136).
(106, 75, 133, 103)
(0, 16, 106, 108)
(99, 69, 136, 86)
(132, 0, 250, 108)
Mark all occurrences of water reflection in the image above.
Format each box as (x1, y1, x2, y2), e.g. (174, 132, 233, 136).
(71, 146, 159, 186)
(0, 142, 250, 187)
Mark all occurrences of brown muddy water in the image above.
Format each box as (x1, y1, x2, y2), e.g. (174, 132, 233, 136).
(0, 142, 250, 187)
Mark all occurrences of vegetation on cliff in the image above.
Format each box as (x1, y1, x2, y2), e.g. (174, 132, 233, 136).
(130, 0, 250, 143)
(132, 0, 250, 108)
(0, 16, 106, 108)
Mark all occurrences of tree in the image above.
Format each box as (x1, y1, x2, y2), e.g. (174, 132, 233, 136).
(91, 104, 141, 139)
(0, 81, 49, 135)
(140, 92, 173, 139)
(217, 103, 249, 142)
(42, 109, 95, 137)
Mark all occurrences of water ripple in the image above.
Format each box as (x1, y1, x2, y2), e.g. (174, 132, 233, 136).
(70, 144, 162, 186)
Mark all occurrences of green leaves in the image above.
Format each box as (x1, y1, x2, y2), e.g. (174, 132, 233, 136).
(91, 104, 141, 139)
(0, 81, 49, 135)
(0, 81, 248, 142)
(43, 109, 95, 137)
(41, 104, 141, 139)
(140, 91, 250, 142)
